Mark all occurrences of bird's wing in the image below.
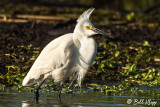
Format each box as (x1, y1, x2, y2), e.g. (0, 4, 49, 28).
(23, 33, 74, 86)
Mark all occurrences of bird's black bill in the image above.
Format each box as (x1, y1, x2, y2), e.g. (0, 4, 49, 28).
(92, 28, 113, 38)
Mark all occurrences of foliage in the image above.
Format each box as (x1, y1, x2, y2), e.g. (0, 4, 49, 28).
(87, 40, 160, 88)
(0, 45, 39, 90)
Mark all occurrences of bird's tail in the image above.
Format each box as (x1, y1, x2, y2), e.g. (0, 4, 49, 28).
(22, 74, 35, 86)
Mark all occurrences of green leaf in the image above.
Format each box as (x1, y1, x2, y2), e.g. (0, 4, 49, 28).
(115, 51, 120, 57)
(142, 40, 150, 46)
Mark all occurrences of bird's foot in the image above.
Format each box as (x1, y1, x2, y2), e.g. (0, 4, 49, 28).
(57, 92, 62, 104)
(34, 90, 39, 104)
(57, 96, 62, 104)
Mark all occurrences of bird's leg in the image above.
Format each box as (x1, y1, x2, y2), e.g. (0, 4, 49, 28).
(34, 89, 39, 103)
(34, 80, 45, 104)
(68, 77, 76, 89)
(57, 84, 63, 103)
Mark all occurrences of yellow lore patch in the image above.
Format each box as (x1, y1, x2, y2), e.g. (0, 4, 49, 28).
(85, 26, 93, 30)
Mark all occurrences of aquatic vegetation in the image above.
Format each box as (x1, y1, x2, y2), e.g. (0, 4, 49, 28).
(0, 39, 159, 95)
(88, 40, 160, 85)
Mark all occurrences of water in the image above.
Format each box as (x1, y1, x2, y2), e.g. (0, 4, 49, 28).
(0, 92, 159, 107)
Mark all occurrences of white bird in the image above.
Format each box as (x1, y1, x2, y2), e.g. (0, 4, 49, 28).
(22, 7, 112, 103)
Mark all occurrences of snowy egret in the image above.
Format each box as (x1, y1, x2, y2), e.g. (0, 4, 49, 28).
(22, 7, 112, 103)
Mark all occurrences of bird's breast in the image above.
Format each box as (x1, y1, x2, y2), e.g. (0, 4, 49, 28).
(79, 37, 97, 68)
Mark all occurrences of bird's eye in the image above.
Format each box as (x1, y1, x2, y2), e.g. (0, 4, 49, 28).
(85, 26, 93, 30)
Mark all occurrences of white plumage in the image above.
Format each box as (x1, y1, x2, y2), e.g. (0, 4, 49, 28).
(22, 8, 112, 102)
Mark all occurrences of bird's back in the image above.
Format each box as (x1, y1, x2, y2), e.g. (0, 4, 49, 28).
(23, 33, 74, 86)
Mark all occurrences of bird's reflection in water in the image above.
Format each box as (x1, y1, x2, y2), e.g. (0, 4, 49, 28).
(22, 101, 31, 107)
(22, 100, 70, 107)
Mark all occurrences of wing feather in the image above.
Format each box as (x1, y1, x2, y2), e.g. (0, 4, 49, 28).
(22, 33, 74, 86)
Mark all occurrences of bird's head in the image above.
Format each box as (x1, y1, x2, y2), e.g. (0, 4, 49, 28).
(74, 7, 112, 38)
